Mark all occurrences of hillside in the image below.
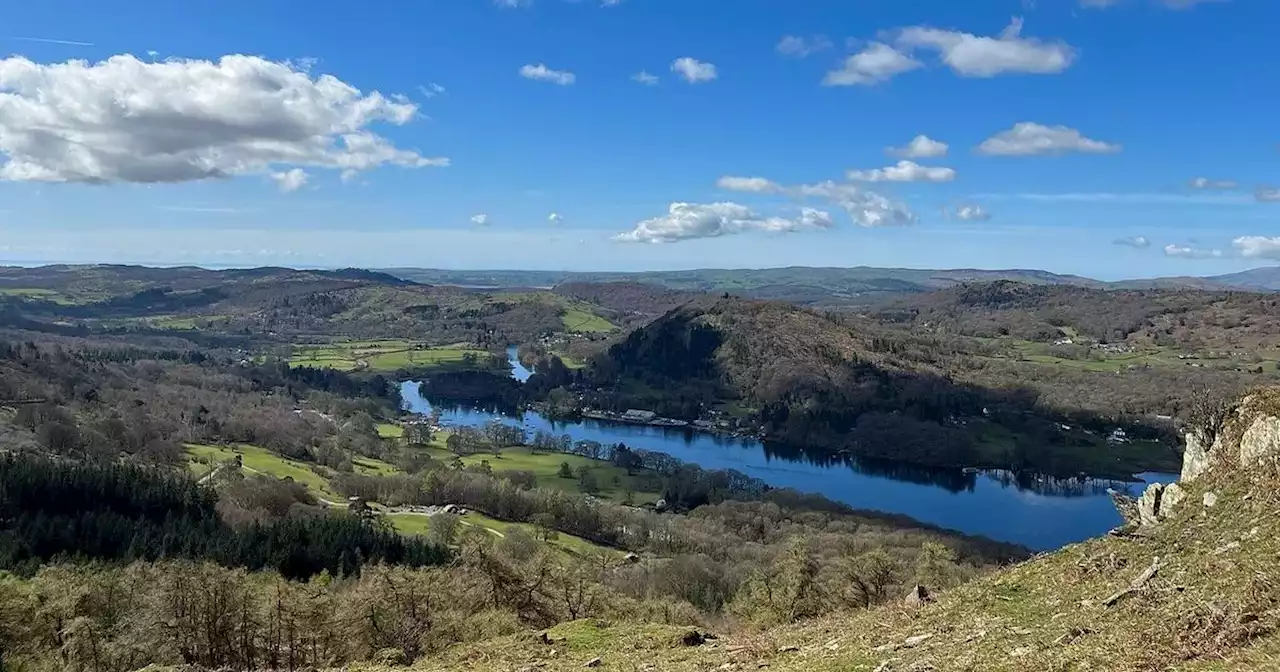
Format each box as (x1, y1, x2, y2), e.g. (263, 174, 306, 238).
(384, 265, 1280, 309)
(325, 389, 1280, 671)
(0, 264, 619, 347)
(584, 296, 1178, 477)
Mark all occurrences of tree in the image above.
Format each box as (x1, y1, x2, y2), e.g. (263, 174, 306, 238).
(429, 513, 461, 547)
(557, 462, 574, 479)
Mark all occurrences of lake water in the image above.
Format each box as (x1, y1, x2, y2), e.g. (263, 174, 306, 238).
(398, 347, 1178, 550)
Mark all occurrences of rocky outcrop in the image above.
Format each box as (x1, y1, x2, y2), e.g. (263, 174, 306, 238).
(1123, 391, 1280, 530)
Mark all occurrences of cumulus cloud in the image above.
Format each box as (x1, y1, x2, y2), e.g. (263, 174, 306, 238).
(977, 122, 1121, 156)
(823, 42, 921, 86)
(951, 204, 992, 221)
(1233, 236, 1280, 259)
(671, 57, 717, 83)
(631, 70, 659, 85)
(847, 160, 956, 183)
(1113, 235, 1151, 248)
(470, 214, 490, 226)
(776, 35, 833, 58)
(1189, 177, 1238, 190)
(615, 202, 834, 243)
(1164, 243, 1223, 259)
(548, 212, 563, 225)
(888, 135, 948, 159)
(895, 17, 1075, 77)
(0, 54, 446, 184)
(716, 174, 915, 227)
(270, 168, 308, 193)
(519, 63, 575, 85)
(1256, 187, 1280, 202)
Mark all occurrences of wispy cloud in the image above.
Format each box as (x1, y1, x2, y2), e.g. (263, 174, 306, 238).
(8, 36, 94, 46)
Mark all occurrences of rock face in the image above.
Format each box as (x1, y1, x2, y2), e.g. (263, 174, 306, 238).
(904, 585, 932, 607)
(1137, 484, 1165, 528)
(1181, 430, 1214, 483)
(1237, 413, 1280, 469)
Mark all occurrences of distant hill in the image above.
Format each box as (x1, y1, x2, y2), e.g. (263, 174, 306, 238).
(384, 265, 1280, 308)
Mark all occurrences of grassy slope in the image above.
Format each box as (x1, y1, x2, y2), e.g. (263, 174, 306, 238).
(393, 464, 1280, 672)
(453, 446, 661, 506)
(186, 443, 343, 501)
(288, 340, 492, 373)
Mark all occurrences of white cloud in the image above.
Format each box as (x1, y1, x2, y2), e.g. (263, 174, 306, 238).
(270, 168, 308, 193)
(0, 54, 445, 184)
(717, 174, 914, 227)
(777, 35, 833, 58)
(977, 122, 1121, 156)
(671, 57, 717, 83)
(1189, 176, 1238, 190)
(822, 42, 921, 86)
(519, 63, 575, 85)
(470, 214, 490, 226)
(1256, 187, 1280, 202)
(1164, 243, 1222, 259)
(418, 82, 447, 98)
(631, 70, 659, 85)
(951, 204, 992, 221)
(1113, 235, 1151, 248)
(494, 0, 531, 7)
(888, 135, 948, 159)
(615, 202, 833, 243)
(548, 212, 563, 225)
(895, 17, 1075, 78)
(1233, 236, 1280, 259)
(795, 180, 916, 227)
(716, 176, 783, 193)
(847, 160, 956, 183)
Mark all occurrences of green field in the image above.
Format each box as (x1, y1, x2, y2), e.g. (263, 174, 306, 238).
(0, 287, 77, 305)
(288, 340, 493, 373)
(437, 446, 660, 506)
(981, 338, 1279, 374)
(376, 423, 405, 438)
(186, 443, 343, 501)
(387, 510, 617, 558)
(561, 308, 615, 333)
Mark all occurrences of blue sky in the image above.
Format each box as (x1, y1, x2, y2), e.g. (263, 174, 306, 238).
(1, 0, 1277, 278)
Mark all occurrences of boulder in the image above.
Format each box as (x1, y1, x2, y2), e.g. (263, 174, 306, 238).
(1203, 491, 1219, 508)
(904, 584, 932, 607)
(1137, 483, 1165, 528)
(1161, 482, 1187, 515)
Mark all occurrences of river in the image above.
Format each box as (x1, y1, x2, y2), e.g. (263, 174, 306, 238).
(398, 347, 1177, 550)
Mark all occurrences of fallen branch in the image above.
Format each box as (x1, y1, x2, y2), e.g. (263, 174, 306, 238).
(1103, 556, 1163, 607)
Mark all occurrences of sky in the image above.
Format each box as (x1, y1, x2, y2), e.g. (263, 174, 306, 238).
(1, 0, 1278, 279)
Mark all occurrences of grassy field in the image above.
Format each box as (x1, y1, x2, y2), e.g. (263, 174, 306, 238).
(561, 308, 615, 333)
(451, 446, 660, 506)
(185, 443, 343, 501)
(288, 340, 493, 373)
(387, 510, 618, 558)
(376, 423, 405, 438)
(982, 338, 1280, 374)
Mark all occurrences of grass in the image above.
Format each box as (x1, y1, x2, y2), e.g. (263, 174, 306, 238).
(561, 308, 615, 333)
(287, 340, 493, 373)
(376, 423, 404, 439)
(388, 510, 619, 559)
(352, 455, 401, 476)
(185, 443, 343, 501)
(399, 462, 1280, 672)
(0, 287, 77, 305)
(450, 446, 661, 506)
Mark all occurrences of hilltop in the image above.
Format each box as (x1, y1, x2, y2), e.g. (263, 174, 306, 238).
(581, 296, 1179, 477)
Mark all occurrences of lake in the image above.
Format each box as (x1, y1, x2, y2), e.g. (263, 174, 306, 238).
(398, 347, 1177, 550)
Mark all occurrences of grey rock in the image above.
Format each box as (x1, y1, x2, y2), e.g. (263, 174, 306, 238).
(903, 584, 932, 607)
(1203, 491, 1219, 508)
(1238, 415, 1280, 468)
(584, 657, 602, 668)
(1181, 430, 1214, 483)
(903, 634, 933, 648)
(1137, 483, 1166, 527)
(1162, 483, 1187, 515)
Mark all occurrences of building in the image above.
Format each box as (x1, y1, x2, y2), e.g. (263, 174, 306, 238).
(621, 409, 657, 422)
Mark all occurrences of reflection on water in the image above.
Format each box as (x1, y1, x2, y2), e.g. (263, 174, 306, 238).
(402, 381, 1176, 551)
